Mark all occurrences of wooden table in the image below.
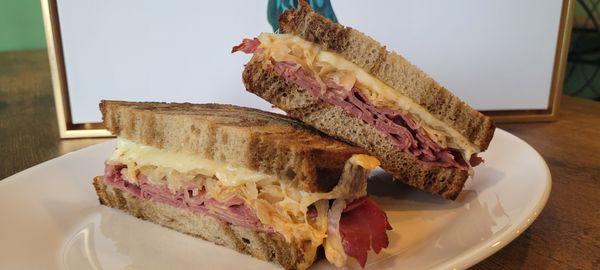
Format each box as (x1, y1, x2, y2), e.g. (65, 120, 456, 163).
(1, 51, 598, 269)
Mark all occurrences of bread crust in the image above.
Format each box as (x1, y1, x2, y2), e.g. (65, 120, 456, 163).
(242, 57, 468, 199)
(93, 176, 315, 270)
(100, 101, 366, 193)
(278, 1, 495, 150)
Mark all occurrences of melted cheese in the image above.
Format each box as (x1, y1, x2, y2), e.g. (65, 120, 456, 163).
(257, 33, 480, 160)
(109, 138, 277, 186)
(108, 138, 374, 264)
(350, 154, 381, 170)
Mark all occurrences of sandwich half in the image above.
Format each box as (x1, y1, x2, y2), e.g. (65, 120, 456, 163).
(234, 2, 495, 200)
(94, 101, 391, 269)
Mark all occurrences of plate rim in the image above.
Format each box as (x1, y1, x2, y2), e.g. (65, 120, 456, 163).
(0, 128, 552, 270)
(432, 129, 552, 270)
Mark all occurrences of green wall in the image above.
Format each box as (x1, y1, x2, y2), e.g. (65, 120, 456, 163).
(0, 0, 46, 52)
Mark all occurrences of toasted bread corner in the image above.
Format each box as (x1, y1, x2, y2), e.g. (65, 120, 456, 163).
(99, 100, 367, 193)
(278, 2, 495, 150)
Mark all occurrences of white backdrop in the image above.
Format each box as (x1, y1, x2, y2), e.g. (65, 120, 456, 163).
(56, 0, 564, 124)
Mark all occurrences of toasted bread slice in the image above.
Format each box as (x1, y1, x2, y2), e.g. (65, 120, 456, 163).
(278, 2, 495, 150)
(100, 100, 367, 193)
(93, 177, 314, 270)
(243, 57, 468, 199)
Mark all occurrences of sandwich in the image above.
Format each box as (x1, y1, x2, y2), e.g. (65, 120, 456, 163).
(233, 1, 495, 200)
(93, 100, 392, 269)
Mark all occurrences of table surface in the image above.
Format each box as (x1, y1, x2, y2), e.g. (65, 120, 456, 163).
(1, 50, 598, 269)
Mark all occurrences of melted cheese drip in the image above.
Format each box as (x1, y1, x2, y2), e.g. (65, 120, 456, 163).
(256, 33, 480, 161)
(108, 138, 377, 266)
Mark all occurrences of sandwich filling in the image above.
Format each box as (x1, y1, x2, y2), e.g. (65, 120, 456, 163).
(103, 138, 391, 267)
(234, 33, 484, 170)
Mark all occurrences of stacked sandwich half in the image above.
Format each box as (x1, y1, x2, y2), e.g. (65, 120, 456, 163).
(234, 1, 495, 200)
(93, 2, 495, 270)
(94, 101, 390, 269)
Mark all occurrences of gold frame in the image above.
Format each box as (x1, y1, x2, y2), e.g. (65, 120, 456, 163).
(42, 0, 574, 138)
(41, 0, 111, 138)
(486, 0, 574, 123)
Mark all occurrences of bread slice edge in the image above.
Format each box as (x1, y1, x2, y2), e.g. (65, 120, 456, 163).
(278, 2, 495, 150)
(242, 57, 468, 199)
(99, 100, 366, 193)
(93, 176, 316, 270)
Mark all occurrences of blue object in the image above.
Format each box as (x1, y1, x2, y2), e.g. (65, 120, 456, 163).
(267, 0, 338, 32)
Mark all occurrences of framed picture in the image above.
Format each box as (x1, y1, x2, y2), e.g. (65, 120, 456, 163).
(42, 0, 574, 138)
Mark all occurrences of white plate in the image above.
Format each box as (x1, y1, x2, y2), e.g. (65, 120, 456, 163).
(0, 129, 550, 270)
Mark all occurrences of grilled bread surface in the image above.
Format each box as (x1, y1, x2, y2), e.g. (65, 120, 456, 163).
(93, 177, 314, 270)
(243, 58, 468, 199)
(100, 100, 367, 193)
(278, 1, 495, 150)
